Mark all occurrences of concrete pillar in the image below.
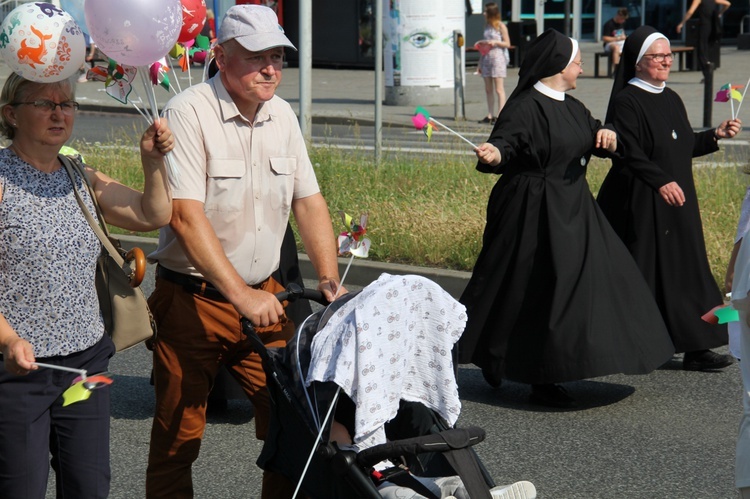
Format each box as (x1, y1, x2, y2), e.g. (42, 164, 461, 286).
(384, 0, 466, 106)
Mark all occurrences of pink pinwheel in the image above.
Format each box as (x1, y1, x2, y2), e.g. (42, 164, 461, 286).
(149, 60, 172, 91)
(410, 106, 477, 149)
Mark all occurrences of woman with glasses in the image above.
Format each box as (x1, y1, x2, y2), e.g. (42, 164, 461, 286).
(597, 26, 742, 372)
(459, 29, 675, 408)
(0, 72, 174, 498)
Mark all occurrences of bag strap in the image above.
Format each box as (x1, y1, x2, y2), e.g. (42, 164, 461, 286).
(59, 154, 128, 270)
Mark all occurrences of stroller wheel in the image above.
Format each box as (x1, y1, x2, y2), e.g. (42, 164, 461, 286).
(481, 366, 502, 388)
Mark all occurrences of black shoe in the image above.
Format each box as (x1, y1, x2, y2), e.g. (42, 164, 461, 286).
(683, 350, 734, 371)
(482, 366, 502, 388)
(479, 116, 493, 124)
(529, 384, 576, 408)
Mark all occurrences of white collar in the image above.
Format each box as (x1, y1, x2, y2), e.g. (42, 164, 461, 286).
(534, 81, 565, 101)
(628, 77, 666, 94)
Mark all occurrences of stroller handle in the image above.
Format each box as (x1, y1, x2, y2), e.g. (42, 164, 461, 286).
(240, 282, 328, 362)
(240, 283, 327, 335)
(274, 282, 328, 305)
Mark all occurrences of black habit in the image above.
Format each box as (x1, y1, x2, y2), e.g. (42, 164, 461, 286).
(596, 26, 728, 353)
(459, 29, 674, 385)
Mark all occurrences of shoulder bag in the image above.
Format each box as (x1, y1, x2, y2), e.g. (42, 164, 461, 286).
(60, 154, 157, 352)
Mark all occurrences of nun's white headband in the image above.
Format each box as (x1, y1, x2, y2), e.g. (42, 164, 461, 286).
(568, 38, 579, 66)
(636, 32, 670, 64)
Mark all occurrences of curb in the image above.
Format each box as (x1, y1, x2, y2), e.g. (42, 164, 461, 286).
(118, 234, 471, 299)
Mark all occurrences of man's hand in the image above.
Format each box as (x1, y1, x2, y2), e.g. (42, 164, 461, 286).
(234, 287, 284, 327)
(318, 278, 347, 302)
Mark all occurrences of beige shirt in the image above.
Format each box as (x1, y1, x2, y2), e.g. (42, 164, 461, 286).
(149, 76, 320, 285)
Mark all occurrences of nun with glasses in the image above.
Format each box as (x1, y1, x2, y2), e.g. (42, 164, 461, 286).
(458, 29, 675, 408)
(597, 26, 742, 373)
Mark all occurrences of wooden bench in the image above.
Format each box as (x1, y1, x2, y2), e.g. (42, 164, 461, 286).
(594, 50, 614, 78)
(671, 46, 695, 71)
(594, 45, 695, 78)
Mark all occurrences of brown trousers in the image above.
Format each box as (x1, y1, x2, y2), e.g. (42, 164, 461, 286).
(145, 275, 297, 499)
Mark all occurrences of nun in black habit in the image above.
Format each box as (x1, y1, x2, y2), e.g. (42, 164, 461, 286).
(458, 29, 675, 408)
(596, 26, 742, 371)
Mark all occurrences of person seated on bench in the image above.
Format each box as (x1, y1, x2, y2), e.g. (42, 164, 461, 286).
(602, 8, 629, 74)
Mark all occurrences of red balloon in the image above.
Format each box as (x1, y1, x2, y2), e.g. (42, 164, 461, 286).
(178, 0, 207, 43)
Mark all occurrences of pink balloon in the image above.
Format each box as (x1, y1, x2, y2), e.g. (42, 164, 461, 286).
(84, 0, 182, 67)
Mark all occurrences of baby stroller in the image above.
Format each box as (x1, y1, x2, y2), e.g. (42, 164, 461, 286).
(243, 273, 529, 498)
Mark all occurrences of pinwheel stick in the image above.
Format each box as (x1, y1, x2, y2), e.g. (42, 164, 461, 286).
(428, 117, 479, 149)
(139, 69, 181, 188)
(335, 254, 356, 300)
(32, 362, 87, 380)
(735, 76, 750, 120)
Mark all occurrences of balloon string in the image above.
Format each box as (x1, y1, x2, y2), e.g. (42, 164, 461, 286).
(187, 51, 192, 88)
(140, 68, 181, 188)
(165, 56, 183, 94)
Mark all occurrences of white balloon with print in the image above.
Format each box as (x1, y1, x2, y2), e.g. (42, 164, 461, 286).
(0, 2, 85, 83)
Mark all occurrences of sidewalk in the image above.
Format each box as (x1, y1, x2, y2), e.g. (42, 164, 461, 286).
(35, 40, 750, 137)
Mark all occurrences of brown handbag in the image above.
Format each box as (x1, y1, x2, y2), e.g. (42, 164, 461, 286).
(60, 154, 156, 352)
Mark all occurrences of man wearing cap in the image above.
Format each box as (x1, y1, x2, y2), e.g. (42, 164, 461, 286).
(145, 5, 342, 498)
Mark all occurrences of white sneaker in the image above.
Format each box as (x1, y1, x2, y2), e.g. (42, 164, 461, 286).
(77, 73, 87, 83)
(490, 480, 537, 499)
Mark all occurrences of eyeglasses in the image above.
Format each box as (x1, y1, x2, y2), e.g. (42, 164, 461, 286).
(570, 60, 584, 68)
(643, 53, 674, 62)
(12, 100, 80, 115)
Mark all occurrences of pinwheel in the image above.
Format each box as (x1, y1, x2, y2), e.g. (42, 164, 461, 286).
(336, 212, 371, 298)
(31, 362, 114, 406)
(715, 83, 744, 120)
(701, 303, 740, 325)
(411, 106, 478, 149)
(86, 60, 137, 104)
(150, 59, 173, 92)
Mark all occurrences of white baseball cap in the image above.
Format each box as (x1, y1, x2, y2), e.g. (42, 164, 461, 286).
(217, 5, 296, 52)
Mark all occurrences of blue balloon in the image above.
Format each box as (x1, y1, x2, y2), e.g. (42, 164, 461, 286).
(60, 0, 88, 34)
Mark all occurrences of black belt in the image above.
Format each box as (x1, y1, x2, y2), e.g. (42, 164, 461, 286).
(157, 266, 227, 302)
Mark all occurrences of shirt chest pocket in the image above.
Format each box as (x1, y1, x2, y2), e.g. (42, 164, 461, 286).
(205, 159, 246, 212)
(268, 157, 297, 215)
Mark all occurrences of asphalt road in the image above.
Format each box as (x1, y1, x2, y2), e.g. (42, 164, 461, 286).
(42, 260, 744, 498)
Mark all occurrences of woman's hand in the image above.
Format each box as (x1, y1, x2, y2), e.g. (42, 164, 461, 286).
(715, 118, 742, 139)
(140, 118, 175, 162)
(595, 128, 618, 152)
(2, 337, 36, 376)
(475, 143, 501, 166)
(659, 181, 686, 206)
